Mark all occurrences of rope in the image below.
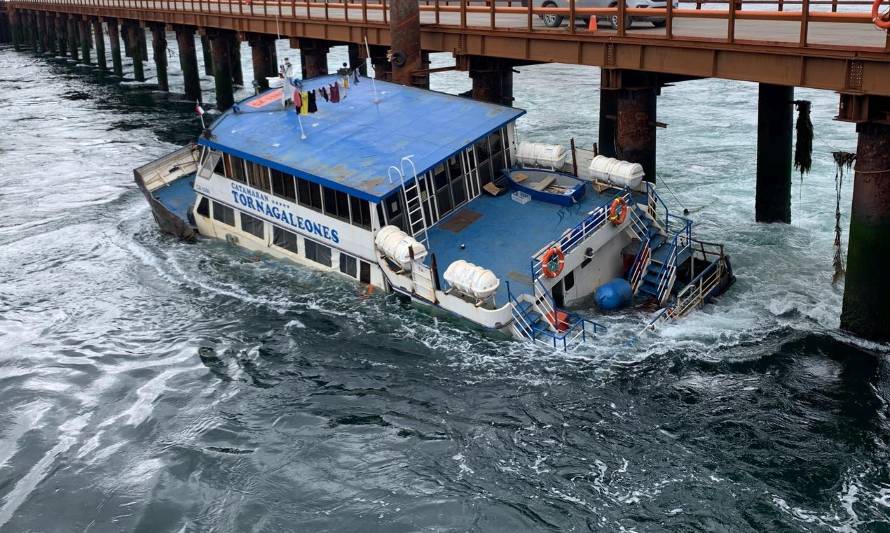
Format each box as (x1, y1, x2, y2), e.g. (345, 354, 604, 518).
(654, 172, 690, 215)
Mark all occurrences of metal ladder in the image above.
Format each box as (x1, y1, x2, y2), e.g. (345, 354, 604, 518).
(388, 155, 429, 247)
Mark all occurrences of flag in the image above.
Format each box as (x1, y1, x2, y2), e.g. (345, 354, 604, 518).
(195, 102, 205, 116)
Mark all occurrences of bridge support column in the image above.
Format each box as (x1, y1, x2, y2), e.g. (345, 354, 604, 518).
(209, 30, 235, 110)
(92, 18, 106, 71)
(44, 13, 56, 55)
(10, 11, 21, 51)
(0, 10, 8, 44)
(67, 16, 78, 61)
(229, 36, 243, 86)
(598, 82, 618, 158)
(389, 0, 424, 87)
(35, 12, 46, 54)
(55, 15, 66, 56)
(298, 38, 329, 78)
(151, 24, 168, 91)
(201, 35, 213, 76)
(175, 26, 202, 102)
(840, 120, 890, 342)
(348, 43, 368, 76)
(614, 77, 658, 183)
(28, 12, 38, 53)
(79, 18, 91, 64)
(368, 45, 391, 81)
(125, 23, 144, 81)
(107, 19, 122, 76)
(248, 34, 277, 90)
(138, 26, 147, 63)
(468, 56, 514, 106)
(755, 83, 793, 223)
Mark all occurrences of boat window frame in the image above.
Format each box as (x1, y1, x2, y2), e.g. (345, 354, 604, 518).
(212, 201, 235, 226)
(270, 168, 297, 203)
(224, 154, 248, 184)
(196, 196, 210, 218)
(272, 226, 299, 254)
(240, 211, 265, 239)
(296, 177, 324, 213)
(322, 186, 351, 223)
(350, 196, 372, 231)
(247, 161, 271, 193)
(304, 238, 332, 267)
(339, 252, 358, 278)
(198, 151, 222, 180)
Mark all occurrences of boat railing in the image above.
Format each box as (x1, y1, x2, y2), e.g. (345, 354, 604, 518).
(628, 233, 652, 294)
(529, 191, 632, 280)
(653, 218, 693, 304)
(646, 252, 727, 330)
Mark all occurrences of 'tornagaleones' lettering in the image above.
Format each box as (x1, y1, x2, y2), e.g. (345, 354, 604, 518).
(230, 188, 340, 244)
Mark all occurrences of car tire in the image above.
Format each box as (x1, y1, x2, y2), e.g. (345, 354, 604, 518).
(610, 15, 632, 30)
(542, 2, 564, 27)
(652, 19, 666, 27)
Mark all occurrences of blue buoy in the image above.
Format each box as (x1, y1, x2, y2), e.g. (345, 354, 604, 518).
(595, 278, 633, 311)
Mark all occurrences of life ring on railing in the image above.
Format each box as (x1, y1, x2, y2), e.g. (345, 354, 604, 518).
(607, 197, 628, 226)
(541, 246, 565, 278)
(874, 0, 890, 29)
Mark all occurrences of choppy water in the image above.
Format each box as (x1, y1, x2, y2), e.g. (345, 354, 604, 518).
(2, 35, 890, 532)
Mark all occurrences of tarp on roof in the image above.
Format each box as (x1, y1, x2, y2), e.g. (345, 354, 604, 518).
(198, 75, 525, 202)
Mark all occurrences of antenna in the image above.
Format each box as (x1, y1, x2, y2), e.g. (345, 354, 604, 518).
(364, 36, 381, 104)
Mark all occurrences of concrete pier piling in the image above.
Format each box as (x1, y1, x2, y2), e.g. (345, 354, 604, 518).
(138, 26, 147, 63)
(200, 35, 213, 76)
(79, 18, 91, 64)
(209, 30, 235, 110)
(28, 11, 38, 52)
(298, 38, 329, 79)
(755, 83, 794, 223)
(249, 34, 276, 90)
(11, 11, 21, 51)
(151, 24, 168, 91)
(841, 121, 890, 342)
(55, 15, 66, 56)
(617, 90, 658, 182)
(67, 15, 78, 61)
(36, 11, 47, 53)
(175, 27, 202, 102)
(93, 18, 106, 71)
(469, 56, 514, 106)
(107, 19, 122, 77)
(229, 36, 243, 86)
(126, 23, 144, 81)
(388, 0, 425, 87)
(45, 13, 56, 54)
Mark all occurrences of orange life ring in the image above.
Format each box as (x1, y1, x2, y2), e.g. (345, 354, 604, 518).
(874, 0, 890, 28)
(608, 197, 628, 226)
(541, 246, 565, 278)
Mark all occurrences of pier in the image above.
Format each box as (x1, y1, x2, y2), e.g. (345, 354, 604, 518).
(2, 0, 889, 341)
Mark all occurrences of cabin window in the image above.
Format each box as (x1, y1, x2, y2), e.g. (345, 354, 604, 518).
(304, 239, 332, 267)
(323, 186, 350, 222)
(564, 271, 575, 291)
(247, 162, 270, 192)
(376, 203, 386, 227)
(384, 192, 406, 232)
(198, 151, 222, 180)
(224, 154, 247, 183)
(212, 201, 235, 226)
(297, 178, 323, 212)
(350, 196, 371, 230)
(448, 157, 467, 207)
(270, 169, 296, 202)
(360, 261, 371, 284)
(339, 253, 358, 278)
(196, 197, 210, 218)
(240, 212, 265, 239)
(213, 152, 225, 176)
(272, 226, 298, 254)
(475, 137, 491, 161)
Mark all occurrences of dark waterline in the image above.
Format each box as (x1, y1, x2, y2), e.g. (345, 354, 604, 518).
(1, 41, 890, 532)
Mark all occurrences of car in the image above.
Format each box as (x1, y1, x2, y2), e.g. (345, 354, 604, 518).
(539, 0, 679, 29)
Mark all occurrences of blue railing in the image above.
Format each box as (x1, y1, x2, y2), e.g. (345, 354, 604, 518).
(652, 217, 693, 303)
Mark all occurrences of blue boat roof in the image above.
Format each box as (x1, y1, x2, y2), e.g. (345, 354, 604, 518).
(198, 75, 526, 202)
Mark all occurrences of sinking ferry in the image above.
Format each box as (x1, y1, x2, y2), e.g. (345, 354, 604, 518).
(135, 74, 734, 350)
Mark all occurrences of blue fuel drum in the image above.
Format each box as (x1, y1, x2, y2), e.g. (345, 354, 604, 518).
(595, 278, 633, 310)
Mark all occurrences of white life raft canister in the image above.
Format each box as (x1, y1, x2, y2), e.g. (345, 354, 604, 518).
(374, 225, 427, 271)
(588, 155, 645, 189)
(443, 259, 500, 300)
(515, 142, 568, 169)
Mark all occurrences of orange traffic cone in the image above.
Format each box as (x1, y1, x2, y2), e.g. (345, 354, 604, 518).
(589, 15, 598, 32)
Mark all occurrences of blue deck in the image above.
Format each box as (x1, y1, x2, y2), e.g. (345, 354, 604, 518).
(152, 174, 197, 223)
(199, 75, 525, 202)
(427, 184, 625, 304)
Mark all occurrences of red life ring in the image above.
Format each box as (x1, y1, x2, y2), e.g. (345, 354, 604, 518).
(541, 246, 565, 278)
(874, 0, 890, 29)
(608, 197, 628, 226)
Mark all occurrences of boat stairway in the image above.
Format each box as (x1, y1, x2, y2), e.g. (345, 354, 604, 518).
(636, 234, 693, 300)
(513, 300, 547, 337)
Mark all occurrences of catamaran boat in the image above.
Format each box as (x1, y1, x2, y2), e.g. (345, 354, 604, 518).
(135, 74, 734, 350)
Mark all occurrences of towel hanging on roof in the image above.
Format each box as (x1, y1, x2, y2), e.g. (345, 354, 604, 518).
(308, 91, 318, 113)
(299, 91, 309, 115)
(330, 83, 340, 103)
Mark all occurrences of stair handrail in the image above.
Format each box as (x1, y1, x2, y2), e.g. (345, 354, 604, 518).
(506, 281, 538, 342)
(398, 154, 430, 246)
(533, 277, 559, 332)
(653, 217, 693, 304)
(628, 232, 652, 294)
